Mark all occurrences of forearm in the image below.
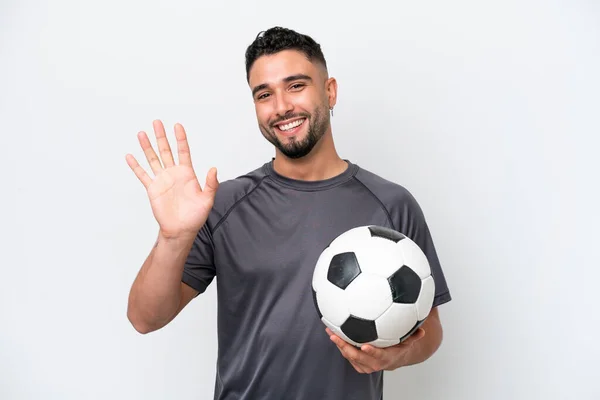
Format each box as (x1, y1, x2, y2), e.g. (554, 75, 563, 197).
(400, 319, 443, 367)
(127, 232, 195, 333)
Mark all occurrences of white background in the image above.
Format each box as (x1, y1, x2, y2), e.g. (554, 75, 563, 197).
(2, 0, 599, 399)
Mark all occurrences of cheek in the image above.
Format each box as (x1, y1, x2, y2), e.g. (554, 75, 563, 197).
(302, 93, 326, 116)
(297, 93, 316, 109)
(255, 106, 271, 125)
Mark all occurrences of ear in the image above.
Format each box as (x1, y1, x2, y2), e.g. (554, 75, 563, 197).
(325, 77, 338, 109)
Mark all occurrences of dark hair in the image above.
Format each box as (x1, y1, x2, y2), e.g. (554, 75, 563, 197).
(245, 26, 328, 82)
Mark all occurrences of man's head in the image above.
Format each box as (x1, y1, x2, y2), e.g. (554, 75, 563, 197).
(245, 27, 337, 159)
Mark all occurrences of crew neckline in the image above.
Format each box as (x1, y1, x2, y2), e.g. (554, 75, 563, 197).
(263, 158, 358, 191)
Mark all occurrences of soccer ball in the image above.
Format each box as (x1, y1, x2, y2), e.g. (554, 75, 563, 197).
(311, 225, 435, 348)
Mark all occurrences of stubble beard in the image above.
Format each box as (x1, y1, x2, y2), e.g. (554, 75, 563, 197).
(260, 104, 329, 159)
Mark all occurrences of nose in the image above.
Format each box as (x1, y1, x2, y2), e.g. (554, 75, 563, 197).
(274, 91, 293, 119)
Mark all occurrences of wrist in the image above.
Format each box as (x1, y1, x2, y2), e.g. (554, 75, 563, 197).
(157, 230, 197, 248)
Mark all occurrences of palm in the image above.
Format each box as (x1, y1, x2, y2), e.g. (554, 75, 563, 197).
(147, 165, 212, 236)
(126, 120, 219, 239)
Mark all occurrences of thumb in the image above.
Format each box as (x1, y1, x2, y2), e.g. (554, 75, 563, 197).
(404, 327, 425, 345)
(204, 167, 219, 196)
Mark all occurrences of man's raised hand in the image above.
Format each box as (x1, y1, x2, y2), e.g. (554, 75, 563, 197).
(126, 120, 218, 239)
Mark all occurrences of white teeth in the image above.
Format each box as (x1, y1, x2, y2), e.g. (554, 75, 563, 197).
(278, 119, 304, 131)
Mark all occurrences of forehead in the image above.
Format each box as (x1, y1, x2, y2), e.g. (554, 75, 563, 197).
(248, 49, 322, 87)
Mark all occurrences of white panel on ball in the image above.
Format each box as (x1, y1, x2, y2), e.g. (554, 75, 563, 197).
(344, 273, 393, 320)
(375, 303, 419, 341)
(353, 238, 405, 278)
(416, 275, 435, 320)
(398, 238, 431, 279)
(328, 226, 371, 254)
(312, 246, 334, 293)
(316, 284, 351, 327)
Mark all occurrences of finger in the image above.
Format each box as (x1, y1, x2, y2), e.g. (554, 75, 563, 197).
(354, 361, 376, 374)
(203, 167, 219, 196)
(347, 355, 376, 374)
(328, 334, 379, 373)
(138, 131, 163, 176)
(412, 327, 426, 341)
(349, 360, 367, 374)
(360, 344, 386, 360)
(125, 154, 152, 188)
(330, 338, 367, 373)
(329, 335, 368, 365)
(153, 120, 175, 168)
(174, 123, 193, 167)
(326, 329, 366, 362)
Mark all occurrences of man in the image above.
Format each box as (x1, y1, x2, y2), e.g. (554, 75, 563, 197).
(126, 26, 452, 400)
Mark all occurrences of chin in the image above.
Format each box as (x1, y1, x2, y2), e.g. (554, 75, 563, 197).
(278, 132, 308, 145)
(279, 138, 319, 159)
(284, 148, 313, 159)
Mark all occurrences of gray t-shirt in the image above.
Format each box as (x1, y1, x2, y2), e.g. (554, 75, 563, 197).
(182, 159, 452, 400)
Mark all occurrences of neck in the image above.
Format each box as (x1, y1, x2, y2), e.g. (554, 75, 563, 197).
(272, 130, 347, 181)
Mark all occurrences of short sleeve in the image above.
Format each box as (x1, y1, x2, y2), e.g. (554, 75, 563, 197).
(182, 223, 216, 295)
(396, 192, 452, 308)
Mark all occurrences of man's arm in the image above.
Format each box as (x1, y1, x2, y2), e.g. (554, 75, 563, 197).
(395, 306, 443, 367)
(127, 232, 199, 334)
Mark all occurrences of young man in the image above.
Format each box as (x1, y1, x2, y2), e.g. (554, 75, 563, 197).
(126, 26, 452, 400)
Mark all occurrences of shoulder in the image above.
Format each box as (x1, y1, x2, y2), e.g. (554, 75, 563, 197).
(353, 163, 435, 244)
(352, 163, 428, 231)
(206, 163, 269, 229)
(353, 164, 419, 209)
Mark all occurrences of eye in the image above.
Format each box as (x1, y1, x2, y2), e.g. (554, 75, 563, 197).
(257, 92, 270, 100)
(290, 83, 305, 90)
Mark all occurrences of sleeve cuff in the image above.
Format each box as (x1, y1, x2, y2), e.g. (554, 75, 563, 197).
(432, 291, 452, 308)
(181, 269, 210, 295)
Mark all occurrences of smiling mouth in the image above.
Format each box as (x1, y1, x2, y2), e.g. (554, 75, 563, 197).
(275, 118, 306, 133)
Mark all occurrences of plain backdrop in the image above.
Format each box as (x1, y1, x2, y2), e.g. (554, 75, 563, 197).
(2, 0, 599, 399)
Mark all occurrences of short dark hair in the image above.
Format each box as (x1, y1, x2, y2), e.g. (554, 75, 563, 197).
(244, 26, 328, 82)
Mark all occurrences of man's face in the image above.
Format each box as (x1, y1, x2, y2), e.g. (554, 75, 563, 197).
(248, 50, 334, 159)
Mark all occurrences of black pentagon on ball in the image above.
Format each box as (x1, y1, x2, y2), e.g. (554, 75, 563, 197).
(400, 319, 425, 343)
(368, 225, 406, 243)
(341, 315, 378, 343)
(327, 252, 361, 289)
(388, 265, 422, 303)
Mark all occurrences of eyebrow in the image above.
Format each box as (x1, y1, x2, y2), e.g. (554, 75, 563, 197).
(252, 74, 313, 97)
